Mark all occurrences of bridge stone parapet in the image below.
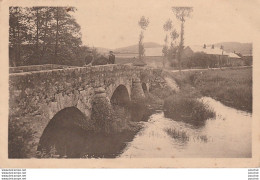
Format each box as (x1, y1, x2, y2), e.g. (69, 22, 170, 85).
(9, 64, 76, 73)
(9, 64, 165, 157)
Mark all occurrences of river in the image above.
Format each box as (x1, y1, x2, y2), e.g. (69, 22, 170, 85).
(37, 96, 252, 158)
(118, 97, 252, 158)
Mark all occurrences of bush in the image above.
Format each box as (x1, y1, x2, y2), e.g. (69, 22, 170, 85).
(163, 94, 215, 127)
(8, 119, 36, 158)
(92, 55, 109, 66)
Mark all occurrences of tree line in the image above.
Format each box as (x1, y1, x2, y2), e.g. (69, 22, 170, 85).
(138, 7, 193, 71)
(10, 6, 194, 69)
(9, 7, 88, 67)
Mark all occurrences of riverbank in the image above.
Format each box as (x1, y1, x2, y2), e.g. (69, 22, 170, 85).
(170, 67, 252, 112)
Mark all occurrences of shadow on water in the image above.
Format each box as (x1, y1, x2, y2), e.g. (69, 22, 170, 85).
(37, 100, 151, 158)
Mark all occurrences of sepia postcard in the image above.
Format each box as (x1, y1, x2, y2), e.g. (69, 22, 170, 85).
(0, 0, 260, 168)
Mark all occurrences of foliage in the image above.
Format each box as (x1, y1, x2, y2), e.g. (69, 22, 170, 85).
(162, 20, 172, 60)
(172, 68, 252, 112)
(170, 29, 179, 42)
(138, 16, 149, 59)
(165, 128, 189, 142)
(164, 93, 216, 127)
(163, 19, 172, 32)
(171, 7, 193, 22)
(90, 48, 109, 65)
(138, 31, 145, 59)
(162, 44, 168, 58)
(36, 145, 60, 158)
(171, 7, 193, 71)
(167, 42, 178, 67)
(91, 97, 114, 134)
(184, 52, 219, 68)
(162, 19, 179, 67)
(92, 55, 109, 66)
(191, 68, 252, 112)
(9, 7, 85, 66)
(165, 128, 210, 143)
(138, 16, 150, 30)
(8, 119, 36, 158)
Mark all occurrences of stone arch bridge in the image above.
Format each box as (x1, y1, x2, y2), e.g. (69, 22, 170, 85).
(9, 64, 165, 157)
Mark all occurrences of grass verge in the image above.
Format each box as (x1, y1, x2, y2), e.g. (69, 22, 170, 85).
(191, 68, 252, 112)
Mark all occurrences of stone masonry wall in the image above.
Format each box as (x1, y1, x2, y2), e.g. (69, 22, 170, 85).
(8, 64, 167, 157)
(9, 64, 159, 157)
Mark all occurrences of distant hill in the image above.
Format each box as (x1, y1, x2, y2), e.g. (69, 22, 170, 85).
(94, 42, 162, 55)
(114, 42, 162, 54)
(96, 41, 252, 56)
(213, 42, 252, 55)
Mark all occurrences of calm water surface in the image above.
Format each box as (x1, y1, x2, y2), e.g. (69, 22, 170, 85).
(119, 97, 252, 158)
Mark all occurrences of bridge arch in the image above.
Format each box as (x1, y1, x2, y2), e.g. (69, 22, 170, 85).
(110, 85, 131, 107)
(47, 92, 81, 121)
(37, 106, 88, 157)
(109, 84, 132, 129)
(106, 82, 131, 101)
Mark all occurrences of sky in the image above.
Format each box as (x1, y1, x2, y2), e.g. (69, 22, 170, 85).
(71, 0, 259, 49)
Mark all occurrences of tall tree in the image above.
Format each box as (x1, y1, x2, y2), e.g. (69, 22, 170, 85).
(138, 16, 149, 60)
(28, 7, 47, 64)
(167, 29, 179, 67)
(50, 7, 82, 65)
(9, 7, 83, 66)
(54, 7, 59, 64)
(162, 19, 172, 67)
(170, 29, 179, 45)
(172, 7, 193, 72)
(9, 7, 29, 66)
(40, 7, 52, 63)
(35, 7, 40, 56)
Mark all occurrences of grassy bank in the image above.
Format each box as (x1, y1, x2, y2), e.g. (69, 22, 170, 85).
(162, 70, 216, 127)
(187, 68, 252, 112)
(162, 67, 252, 126)
(170, 67, 252, 112)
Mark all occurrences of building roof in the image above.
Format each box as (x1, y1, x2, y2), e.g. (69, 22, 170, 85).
(188, 45, 229, 56)
(228, 52, 241, 58)
(242, 54, 253, 57)
(186, 45, 243, 59)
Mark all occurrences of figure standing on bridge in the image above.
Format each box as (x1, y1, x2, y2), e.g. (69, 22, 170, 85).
(84, 50, 94, 66)
(108, 51, 115, 64)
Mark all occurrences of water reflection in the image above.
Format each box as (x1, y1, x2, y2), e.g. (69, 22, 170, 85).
(37, 100, 150, 158)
